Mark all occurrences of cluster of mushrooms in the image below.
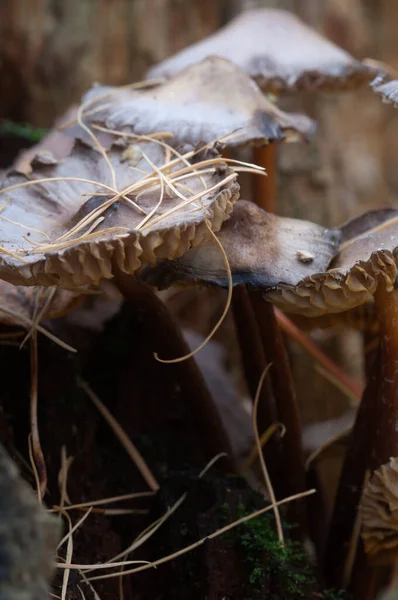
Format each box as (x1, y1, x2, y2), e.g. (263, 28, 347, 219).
(3, 8, 398, 599)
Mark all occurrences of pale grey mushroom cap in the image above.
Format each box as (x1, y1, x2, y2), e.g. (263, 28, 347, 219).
(81, 57, 316, 148)
(147, 9, 374, 92)
(371, 74, 398, 107)
(268, 208, 398, 317)
(0, 139, 239, 287)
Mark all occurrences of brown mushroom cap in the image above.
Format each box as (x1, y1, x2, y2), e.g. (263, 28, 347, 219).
(267, 208, 398, 317)
(82, 57, 315, 148)
(0, 139, 239, 287)
(141, 200, 340, 290)
(147, 9, 374, 92)
(361, 457, 398, 559)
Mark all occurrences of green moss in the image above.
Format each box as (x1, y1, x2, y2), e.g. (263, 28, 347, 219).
(0, 120, 48, 142)
(234, 503, 315, 599)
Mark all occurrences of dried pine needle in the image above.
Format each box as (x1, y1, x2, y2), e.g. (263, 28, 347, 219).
(56, 491, 154, 512)
(89, 452, 227, 568)
(252, 366, 284, 544)
(57, 508, 93, 550)
(20, 287, 57, 348)
(0, 303, 76, 352)
(87, 489, 316, 582)
(78, 378, 159, 492)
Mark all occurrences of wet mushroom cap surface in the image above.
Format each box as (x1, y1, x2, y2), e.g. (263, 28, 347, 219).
(141, 200, 340, 290)
(82, 57, 315, 147)
(147, 9, 374, 91)
(0, 139, 239, 287)
(267, 208, 398, 317)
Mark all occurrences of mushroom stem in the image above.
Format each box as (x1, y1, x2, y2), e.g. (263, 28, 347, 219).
(249, 291, 306, 527)
(323, 352, 380, 586)
(252, 145, 276, 212)
(370, 285, 398, 469)
(232, 285, 281, 480)
(113, 271, 235, 471)
(324, 287, 398, 587)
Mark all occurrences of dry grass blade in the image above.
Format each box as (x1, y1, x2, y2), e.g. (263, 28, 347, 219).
(87, 489, 316, 582)
(56, 491, 154, 511)
(252, 366, 284, 544)
(155, 219, 232, 363)
(30, 332, 47, 501)
(56, 508, 93, 549)
(20, 287, 57, 349)
(78, 378, 159, 492)
(99, 453, 227, 567)
(59, 508, 74, 600)
(78, 570, 102, 600)
(56, 559, 152, 571)
(135, 172, 165, 231)
(139, 173, 237, 231)
(0, 302, 76, 352)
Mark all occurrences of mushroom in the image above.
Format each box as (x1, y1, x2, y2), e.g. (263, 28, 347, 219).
(371, 74, 398, 107)
(354, 458, 398, 597)
(141, 200, 340, 290)
(251, 206, 398, 588)
(147, 8, 376, 213)
(141, 200, 340, 509)
(142, 203, 398, 569)
(361, 457, 398, 559)
(0, 138, 238, 287)
(0, 135, 240, 471)
(80, 57, 315, 149)
(147, 9, 374, 92)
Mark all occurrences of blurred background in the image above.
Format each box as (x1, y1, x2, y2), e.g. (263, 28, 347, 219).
(1, 0, 396, 514)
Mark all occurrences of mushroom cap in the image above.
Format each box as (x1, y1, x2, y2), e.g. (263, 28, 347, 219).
(371, 75, 398, 107)
(147, 9, 374, 92)
(141, 200, 340, 290)
(361, 457, 398, 559)
(0, 139, 239, 287)
(267, 208, 398, 317)
(82, 57, 315, 148)
(0, 279, 82, 327)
